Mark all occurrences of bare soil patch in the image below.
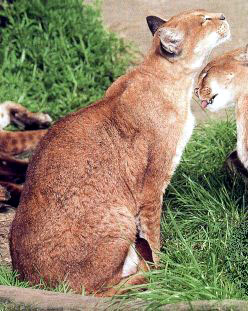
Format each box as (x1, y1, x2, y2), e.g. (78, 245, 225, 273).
(0, 206, 15, 266)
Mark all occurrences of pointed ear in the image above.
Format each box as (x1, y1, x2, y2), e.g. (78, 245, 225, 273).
(194, 88, 199, 98)
(159, 28, 184, 56)
(234, 44, 248, 62)
(146, 16, 166, 36)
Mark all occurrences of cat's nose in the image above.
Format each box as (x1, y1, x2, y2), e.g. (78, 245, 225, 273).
(220, 14, 225, 20)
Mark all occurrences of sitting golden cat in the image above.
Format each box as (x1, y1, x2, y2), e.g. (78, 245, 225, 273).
(10, 10, 230, 296)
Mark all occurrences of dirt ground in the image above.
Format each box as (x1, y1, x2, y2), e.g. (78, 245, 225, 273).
(0, 206, 15, 266)
(99, 0, 248, 123)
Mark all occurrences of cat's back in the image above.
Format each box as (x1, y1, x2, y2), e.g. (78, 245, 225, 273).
(21, 99, 121, 208)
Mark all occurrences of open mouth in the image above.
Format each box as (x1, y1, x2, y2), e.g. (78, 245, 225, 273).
(201, 94, 218, 109)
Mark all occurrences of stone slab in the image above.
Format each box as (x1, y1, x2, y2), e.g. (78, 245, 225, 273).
(1, 285, 248, 311)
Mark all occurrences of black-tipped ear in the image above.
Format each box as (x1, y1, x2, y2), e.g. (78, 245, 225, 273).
(146, 16, 166, 36)
(194, 88, 199, 98)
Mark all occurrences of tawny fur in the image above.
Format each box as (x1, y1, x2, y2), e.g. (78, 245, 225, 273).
(0, 184, 10, 202)
(0, 130, 48, 155)
(0, 153, 28, 206)
(0, 101, 52, 130)
(0, 102, 52, 206)
(196, 45, 248, 169)
(0, 101, 50, 155)
(10, 10, 230, 295)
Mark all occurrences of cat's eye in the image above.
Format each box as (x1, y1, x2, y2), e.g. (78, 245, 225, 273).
(202, 16, 212, 24)
(208, 94, 218, 104)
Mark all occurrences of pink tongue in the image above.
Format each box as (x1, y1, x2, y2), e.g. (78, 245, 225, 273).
(201, 100, 208, 109)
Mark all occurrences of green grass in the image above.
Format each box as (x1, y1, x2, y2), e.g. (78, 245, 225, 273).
(120, 118, 248, 308)
(0, 266, 30, 288)
(0, 265, 75, 295)
(0, 0, 132, 120)
(0, 303, 30, 311)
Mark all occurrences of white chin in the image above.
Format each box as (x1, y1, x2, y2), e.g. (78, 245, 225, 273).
(206, 105, 220, 112)
(217, 30, 231, 46)
(217, 35, 230, 46)
(207, 103, 234, 112)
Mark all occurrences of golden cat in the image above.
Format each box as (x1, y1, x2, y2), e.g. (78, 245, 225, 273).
(10, 10, 230, 296)
(195, 45, 248, 171)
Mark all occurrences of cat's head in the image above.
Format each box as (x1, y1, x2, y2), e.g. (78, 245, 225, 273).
(195, 46, 248, 112)
(146, 10, 230, 70)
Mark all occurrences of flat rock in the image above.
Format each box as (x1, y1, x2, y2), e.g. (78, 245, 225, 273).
(1, 285, 248, 311)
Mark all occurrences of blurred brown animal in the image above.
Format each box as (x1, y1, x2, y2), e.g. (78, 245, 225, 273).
(0, 101, 51, 206)
(10, 10, 230, 296)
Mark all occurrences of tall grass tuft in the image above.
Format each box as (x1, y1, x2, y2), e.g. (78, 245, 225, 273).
(121, 119, 248, 307)
(0, 0, 132, 120)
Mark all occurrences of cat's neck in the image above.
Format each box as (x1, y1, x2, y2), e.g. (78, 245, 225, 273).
(236, 95, 248, 168)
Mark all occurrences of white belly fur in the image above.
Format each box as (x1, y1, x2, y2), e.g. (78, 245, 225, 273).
(172, 109, 195, 174)
(237, 117, 248, 168)
(160, 107, 195, 201)
(121, 243, 140, 278)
